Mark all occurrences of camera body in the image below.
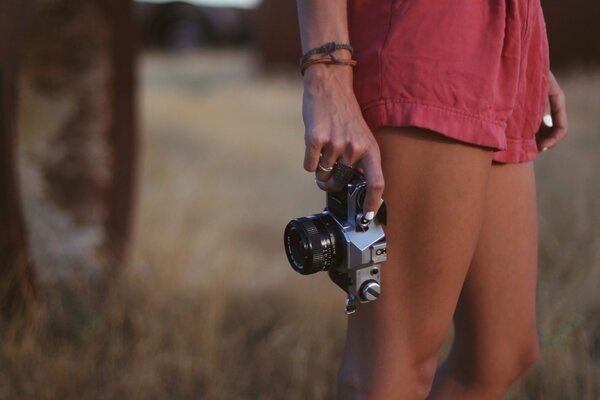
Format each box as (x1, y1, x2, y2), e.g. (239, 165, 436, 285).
(284, 174, 387, 313)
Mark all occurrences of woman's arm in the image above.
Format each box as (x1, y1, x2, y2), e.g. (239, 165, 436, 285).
(297, 0, 350, 51)
(297, 0, 384, 217)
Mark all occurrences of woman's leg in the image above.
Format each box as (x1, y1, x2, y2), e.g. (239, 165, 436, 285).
(428, 162, 539, 399)
(337, 127, 493, 399)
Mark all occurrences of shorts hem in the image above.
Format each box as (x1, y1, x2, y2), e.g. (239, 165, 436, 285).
(360, 99, 539, 164)
(492, 137, 539, 163)
(361, 99, 507, 152)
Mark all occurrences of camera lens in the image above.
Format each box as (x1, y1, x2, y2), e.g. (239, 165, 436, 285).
(283, 214, 342, 275)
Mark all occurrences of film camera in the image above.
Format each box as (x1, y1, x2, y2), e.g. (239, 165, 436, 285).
(283, 170, 387, 314)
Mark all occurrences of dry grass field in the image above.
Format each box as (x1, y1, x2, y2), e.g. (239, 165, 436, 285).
(1, 50, 599, 399)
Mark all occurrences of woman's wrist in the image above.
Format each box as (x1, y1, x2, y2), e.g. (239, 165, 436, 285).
(303, 56, 355, 91)
(300, 46, 356, 76)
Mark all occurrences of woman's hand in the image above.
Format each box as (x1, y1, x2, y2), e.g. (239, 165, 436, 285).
(302, 63, 384, 217)
(537, 71, 568, 151)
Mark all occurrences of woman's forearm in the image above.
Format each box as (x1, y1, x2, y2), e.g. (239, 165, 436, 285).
(296, 1, 385, 215)
(296, 0, 350, 52)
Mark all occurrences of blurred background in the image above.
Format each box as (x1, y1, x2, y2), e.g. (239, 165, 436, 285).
(0, 0, 598, 398)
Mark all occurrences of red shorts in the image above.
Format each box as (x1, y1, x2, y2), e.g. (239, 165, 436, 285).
(348, 0, 550, 163)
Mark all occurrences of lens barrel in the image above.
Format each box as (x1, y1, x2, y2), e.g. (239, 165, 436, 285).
(283, 213, 342, 275)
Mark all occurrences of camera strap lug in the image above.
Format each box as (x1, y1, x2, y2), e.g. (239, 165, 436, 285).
(345, 294, 357, 315)
(356, 213, 371, 232)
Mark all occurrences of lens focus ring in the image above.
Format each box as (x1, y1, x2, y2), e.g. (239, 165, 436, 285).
(301, 218, 324, 270)
(283, 214, 341, 275)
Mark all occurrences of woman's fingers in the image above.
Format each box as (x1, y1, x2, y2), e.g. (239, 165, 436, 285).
(317, 142, 385, 217)
(316, 134, 370, 192)
(308, 133, 384, 218)
(315, 141, 343, 182)
(315, 159, 353, 192)
(548, 77, 568, 144)
(301, 85, 384, 217)
(303, 130, 326, 172)
(537, 71, 568, 151)
(357, 147, 385, 216)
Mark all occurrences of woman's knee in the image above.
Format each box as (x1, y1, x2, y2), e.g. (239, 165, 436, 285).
(509, 338, 540, 379)
(492, 337, 539, 384)
(337, 353, 438, 400)
(453, 335, 540, 388)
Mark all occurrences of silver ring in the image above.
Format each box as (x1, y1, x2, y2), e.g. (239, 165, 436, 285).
(318, 163, 334, 173)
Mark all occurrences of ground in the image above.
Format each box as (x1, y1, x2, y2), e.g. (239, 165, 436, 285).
(1, 50, 598, 399)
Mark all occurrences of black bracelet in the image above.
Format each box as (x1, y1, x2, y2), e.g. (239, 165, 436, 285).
(300, 42, 354, 66)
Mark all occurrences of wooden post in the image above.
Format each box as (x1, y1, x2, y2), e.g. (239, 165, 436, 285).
(18, 0, 138, 281)
(0, 0, 38, 321)
(100, 0, 138, 270)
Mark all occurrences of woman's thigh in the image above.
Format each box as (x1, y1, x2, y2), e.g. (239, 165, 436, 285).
(338, 127, 493, 398)
(441, 161, 539, 385)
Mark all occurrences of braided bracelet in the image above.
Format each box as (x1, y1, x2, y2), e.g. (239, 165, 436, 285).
(300, 42, 356, 75)
(300, 54, 357, 75)
(300, 42, 354, 65)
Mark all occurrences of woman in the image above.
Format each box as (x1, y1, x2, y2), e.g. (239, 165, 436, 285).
(296, 0, 568, 398)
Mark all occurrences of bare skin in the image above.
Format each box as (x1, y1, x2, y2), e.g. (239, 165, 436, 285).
(296, 1, 568, 398)
(337, 128, 494, 399)
(297, 0, 384, 215)
(428, 161, 539, 399)
(537, 71, 568, 151)
(336, 136, 542, 400)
